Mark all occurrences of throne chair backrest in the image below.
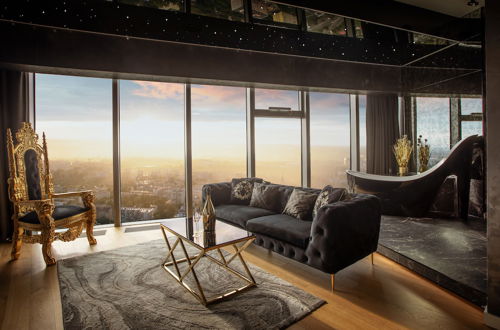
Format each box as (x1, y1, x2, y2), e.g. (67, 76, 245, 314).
(6, 122, 54, 212)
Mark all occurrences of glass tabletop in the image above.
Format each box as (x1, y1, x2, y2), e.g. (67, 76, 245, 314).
(159, 218, 254, 250)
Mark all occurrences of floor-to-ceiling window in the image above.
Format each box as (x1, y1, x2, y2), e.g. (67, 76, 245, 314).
(120, 80, 185, 222)
(254, 89, 301, 186)
(310, 92, 350, 188)
(255, 118, 301, 186)
(36, 73, 394, 225)
(461, 98, 483, 138)
(35, 74, 114, 225)
(191, 84, 247, 209)
(416, 97, 451, 167)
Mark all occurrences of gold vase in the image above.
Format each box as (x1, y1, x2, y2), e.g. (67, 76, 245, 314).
(202, 192, 216, 232)
(398, 166, 408, 176)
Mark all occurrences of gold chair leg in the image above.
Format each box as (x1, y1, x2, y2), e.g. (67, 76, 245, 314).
(331, 274, 335, 292)
(86, 214, 97, 246)
(11, 225, 23, 260)
(41, 228, 56, 266)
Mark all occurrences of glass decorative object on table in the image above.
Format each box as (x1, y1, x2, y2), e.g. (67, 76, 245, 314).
(193, 208, 202, 238)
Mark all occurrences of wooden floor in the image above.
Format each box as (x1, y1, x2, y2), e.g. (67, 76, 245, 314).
(0, 223, 487, 330)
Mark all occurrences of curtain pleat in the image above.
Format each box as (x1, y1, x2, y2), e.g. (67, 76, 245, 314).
(0, 70, 30, 242)
(366, 93, 400, 175)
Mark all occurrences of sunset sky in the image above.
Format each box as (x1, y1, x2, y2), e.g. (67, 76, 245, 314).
(35, 74, 353, 162)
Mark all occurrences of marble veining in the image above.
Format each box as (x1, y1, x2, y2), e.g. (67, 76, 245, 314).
(378, 215, 486, 306)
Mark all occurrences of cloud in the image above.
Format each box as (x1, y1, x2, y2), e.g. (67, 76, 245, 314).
(131, 81, 184, 100)
(130, 81, 246, 106)
(191, 85, 245, 106)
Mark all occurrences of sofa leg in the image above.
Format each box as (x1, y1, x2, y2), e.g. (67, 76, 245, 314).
(331, 274, 335, 292)
(371, 253, 374, 265)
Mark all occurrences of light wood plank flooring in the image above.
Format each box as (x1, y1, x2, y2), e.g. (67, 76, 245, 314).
(0, 223, 487, 329)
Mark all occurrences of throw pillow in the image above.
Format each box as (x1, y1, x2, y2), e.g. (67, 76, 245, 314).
(312, 186, 348, 219)
(230, 178, 263, 205)
(249, 182, 282, 212)
(282, 188, 319, 220)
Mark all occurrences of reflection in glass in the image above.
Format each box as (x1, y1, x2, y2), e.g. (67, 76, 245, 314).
(35, 74, 114, 225)
(255, 88, 299, 110)
(192, 85, 247, 208)
(412, 32, 450, 45)
(416, 97, 450, 167)
(305, 10, 347, 36)
(256, 118, 301, 186)
(120, 80, 185, 222)
(118, 0, 183, 11)
(359, 95, 367, 172)
(252, 0, 298, 25)
(354, 20, 364, 38)
(310, 93, 350, 188)
(191, 0, 245, 21)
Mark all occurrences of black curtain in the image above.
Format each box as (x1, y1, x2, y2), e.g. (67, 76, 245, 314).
(0, 70, 31, 242)
(366, 93, 400, 175)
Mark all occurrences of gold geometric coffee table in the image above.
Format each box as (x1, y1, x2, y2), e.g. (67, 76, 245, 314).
(160, 219, 257, 306)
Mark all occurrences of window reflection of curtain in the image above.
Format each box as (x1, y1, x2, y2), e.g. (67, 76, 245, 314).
(366, 93, 399, 175)
(0, 70, 31, 241)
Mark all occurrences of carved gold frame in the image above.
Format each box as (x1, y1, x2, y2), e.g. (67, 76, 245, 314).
(160, 223, 257, 306)
(6, 122, 97, 266)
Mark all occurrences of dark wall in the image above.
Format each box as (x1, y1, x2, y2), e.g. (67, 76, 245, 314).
(0, 21, 402, 93)
(485, 0, 500, 319)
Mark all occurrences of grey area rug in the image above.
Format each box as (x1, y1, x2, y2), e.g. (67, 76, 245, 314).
(58, 239, 325, 329)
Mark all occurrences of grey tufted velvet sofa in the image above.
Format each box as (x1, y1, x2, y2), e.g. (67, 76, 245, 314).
(202, 181, 381, 289)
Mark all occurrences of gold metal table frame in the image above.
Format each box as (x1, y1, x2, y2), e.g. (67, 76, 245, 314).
(160, 224, 257, 306)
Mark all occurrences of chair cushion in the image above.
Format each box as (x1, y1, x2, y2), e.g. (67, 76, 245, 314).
(246, 214, 312, 249)
(19, 205, 90, 224)
(215, 204, 275, 228)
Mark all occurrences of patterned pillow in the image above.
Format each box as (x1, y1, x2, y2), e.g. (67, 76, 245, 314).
(282, 188, 319, 220)
(312, 186, 348, 219)
(230, 178, 263, 205)
(249, 182, 282, 212)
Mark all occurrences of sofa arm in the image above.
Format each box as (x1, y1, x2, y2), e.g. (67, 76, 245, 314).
(305, 194, 381, 274)
(202, 182, 232, 206)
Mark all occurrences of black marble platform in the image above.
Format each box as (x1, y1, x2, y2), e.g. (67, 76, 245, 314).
(377, 216, 487, 307)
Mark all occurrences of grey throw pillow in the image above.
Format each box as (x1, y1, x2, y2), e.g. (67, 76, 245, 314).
(312, 186, 348, 219)
(230, 178, 263, 205)
(282, 188, 319, 220)
(249, 182, 282, 212)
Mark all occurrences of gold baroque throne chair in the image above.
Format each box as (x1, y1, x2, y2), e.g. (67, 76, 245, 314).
(6, 122, 97, 266)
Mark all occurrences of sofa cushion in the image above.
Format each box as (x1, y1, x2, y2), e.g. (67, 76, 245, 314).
(282, 188, 319, 220)
(230, 178, 263, 205)
(246, 214, 312, 249)
(19, 205, 90, 224)
(312, 186, 348, 219)
(215, 204, 275, 228)
(249, 182, 284, 212)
